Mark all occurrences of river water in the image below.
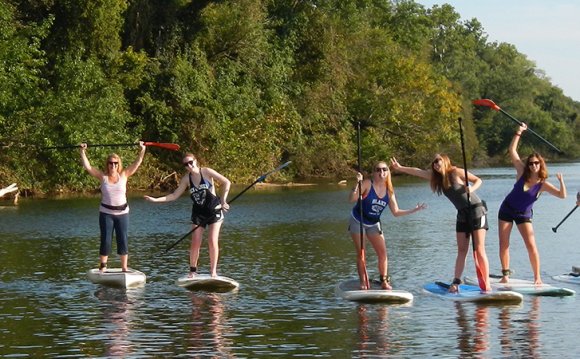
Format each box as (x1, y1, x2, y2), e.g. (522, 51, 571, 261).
(1, 163, 579, 358)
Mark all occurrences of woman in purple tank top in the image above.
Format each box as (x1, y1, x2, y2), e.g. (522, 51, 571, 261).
(498, 123, 567, 285)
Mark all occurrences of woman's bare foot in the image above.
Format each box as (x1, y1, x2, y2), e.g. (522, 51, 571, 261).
(448, 283, 459, 293)
(380, 275, 392, 290)
(499, 276, 509, 284)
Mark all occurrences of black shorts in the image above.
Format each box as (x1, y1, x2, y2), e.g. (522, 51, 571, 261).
(456, 213, 489, 233)
(191, 210, 223, 227)
(498, 210, 532, 225)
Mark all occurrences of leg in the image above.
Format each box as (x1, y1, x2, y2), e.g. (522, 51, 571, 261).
(454, 232, 470, 281)
(114, 214, 129, 271)
(449, 232, 470, 293)
(516, 222, 542, 284)
(189, 225, 204, 277)
(367, 232, 391, 290)
(98, 212, 114, 271)
(498, 219, 513, 283)
(350, 232, 368, 290)
(472, 228, 491, 291)
(207, 220, 223, 277)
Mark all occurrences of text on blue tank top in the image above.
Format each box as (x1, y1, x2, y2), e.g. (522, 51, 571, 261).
(352, 183, 389, 224)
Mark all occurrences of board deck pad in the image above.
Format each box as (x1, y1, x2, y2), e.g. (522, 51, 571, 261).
(87, 268, 146, 288)
(336, 279, 413, 303)
(423, 282, 523, 303)
(465, 276, 575, 296)
(176, 274, 239, 292)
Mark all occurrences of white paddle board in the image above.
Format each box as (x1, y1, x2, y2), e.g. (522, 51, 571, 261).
(336, 279, 413, 304)
(87, 268, 146, 288)
(465, 276, 575, 297)
(423, 282, 523, 303)
(552, 272, 580, 285)
(177, 274, 239, 292)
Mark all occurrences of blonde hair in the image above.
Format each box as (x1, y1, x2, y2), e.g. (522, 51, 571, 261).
(373, 161, 394, 197)
(105, 154, 123, 174)
(429, 154, 454, 195)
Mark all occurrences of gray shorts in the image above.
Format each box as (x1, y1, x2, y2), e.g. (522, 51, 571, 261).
(348, 216, 382, 235)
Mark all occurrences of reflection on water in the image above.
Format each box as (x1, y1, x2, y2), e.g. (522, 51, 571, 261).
(94, 287, 141, 357)
(455, 302, 490, 355)
(187, 292, 235, 357)
(499, 297, 542, 357)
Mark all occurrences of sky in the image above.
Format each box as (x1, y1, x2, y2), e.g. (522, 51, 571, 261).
(415, 0, 580, 102)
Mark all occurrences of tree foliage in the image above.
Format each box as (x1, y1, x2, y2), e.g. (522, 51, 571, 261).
(0, 0, 578, 193)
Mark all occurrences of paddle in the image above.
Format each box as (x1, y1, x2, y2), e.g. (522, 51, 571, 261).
(458, 117, 486, 291)
(356, 121, 370, 290)
(472, 99, 562, 154)
(43, 142, 180, 151)
(164, 161, 292, 253)
(552, 192, 580, 233)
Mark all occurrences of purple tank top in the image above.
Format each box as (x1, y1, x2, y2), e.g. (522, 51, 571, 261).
(501, 176, 542, 214)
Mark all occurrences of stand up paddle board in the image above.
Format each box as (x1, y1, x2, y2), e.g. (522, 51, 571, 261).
(423, 282, 523, 303)
(177, 274, 239, 292)
(464, 276, 575, 296)
(336, 279, 413, 304)
(87, 268, 146, 288)
(552, 272, 580, 285)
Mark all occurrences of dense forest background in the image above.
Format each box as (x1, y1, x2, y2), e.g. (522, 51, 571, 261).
(1, 0, 578, 194)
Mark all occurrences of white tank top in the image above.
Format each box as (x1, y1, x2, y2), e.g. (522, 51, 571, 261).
(100, 175, 129, 215)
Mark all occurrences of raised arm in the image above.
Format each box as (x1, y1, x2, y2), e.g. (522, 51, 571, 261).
(541, 173, 566, 199)
(509, 124, 527, 177)
(144, 174, 189, 203)
(80, 143, 103, 179)
(124, 141, 147, 177)
(390, 157, 431, 180)
(388, 192, 427, 217)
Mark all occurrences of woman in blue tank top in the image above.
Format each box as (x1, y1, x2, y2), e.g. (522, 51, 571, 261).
(391, 155, 491, 293)
(145, 153, 231, 278)
(348, 161, 426, 290)
(498, 123, 566, 285)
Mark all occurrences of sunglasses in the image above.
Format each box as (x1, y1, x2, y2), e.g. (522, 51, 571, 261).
(108, 161, 119, 165)
(528, 161, 541, 166)
(183, 160, 195, 167)
(432, 158, 442, 165)
(375, 167, 389, 172)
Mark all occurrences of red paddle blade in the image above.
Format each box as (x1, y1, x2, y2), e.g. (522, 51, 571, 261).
(472, 99, 501, 111)
(143, 142, 180, 151)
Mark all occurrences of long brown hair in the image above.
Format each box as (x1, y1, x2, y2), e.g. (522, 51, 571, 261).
(522, 152, 547, 182)
(429, 154, 455, 195)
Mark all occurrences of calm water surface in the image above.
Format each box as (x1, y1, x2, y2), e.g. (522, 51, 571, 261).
(1, 163, 579, 358)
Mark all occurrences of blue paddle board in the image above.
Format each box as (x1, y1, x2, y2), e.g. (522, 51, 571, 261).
(423, 282, 523, 303)
(465, 276, 575, 296)
(336, 279, 413, 304)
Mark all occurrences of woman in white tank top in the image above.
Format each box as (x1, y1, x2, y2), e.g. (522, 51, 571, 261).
(80, 142, 146, 272)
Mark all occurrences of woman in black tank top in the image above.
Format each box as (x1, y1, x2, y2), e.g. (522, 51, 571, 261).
(145, 153, 231, 278)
